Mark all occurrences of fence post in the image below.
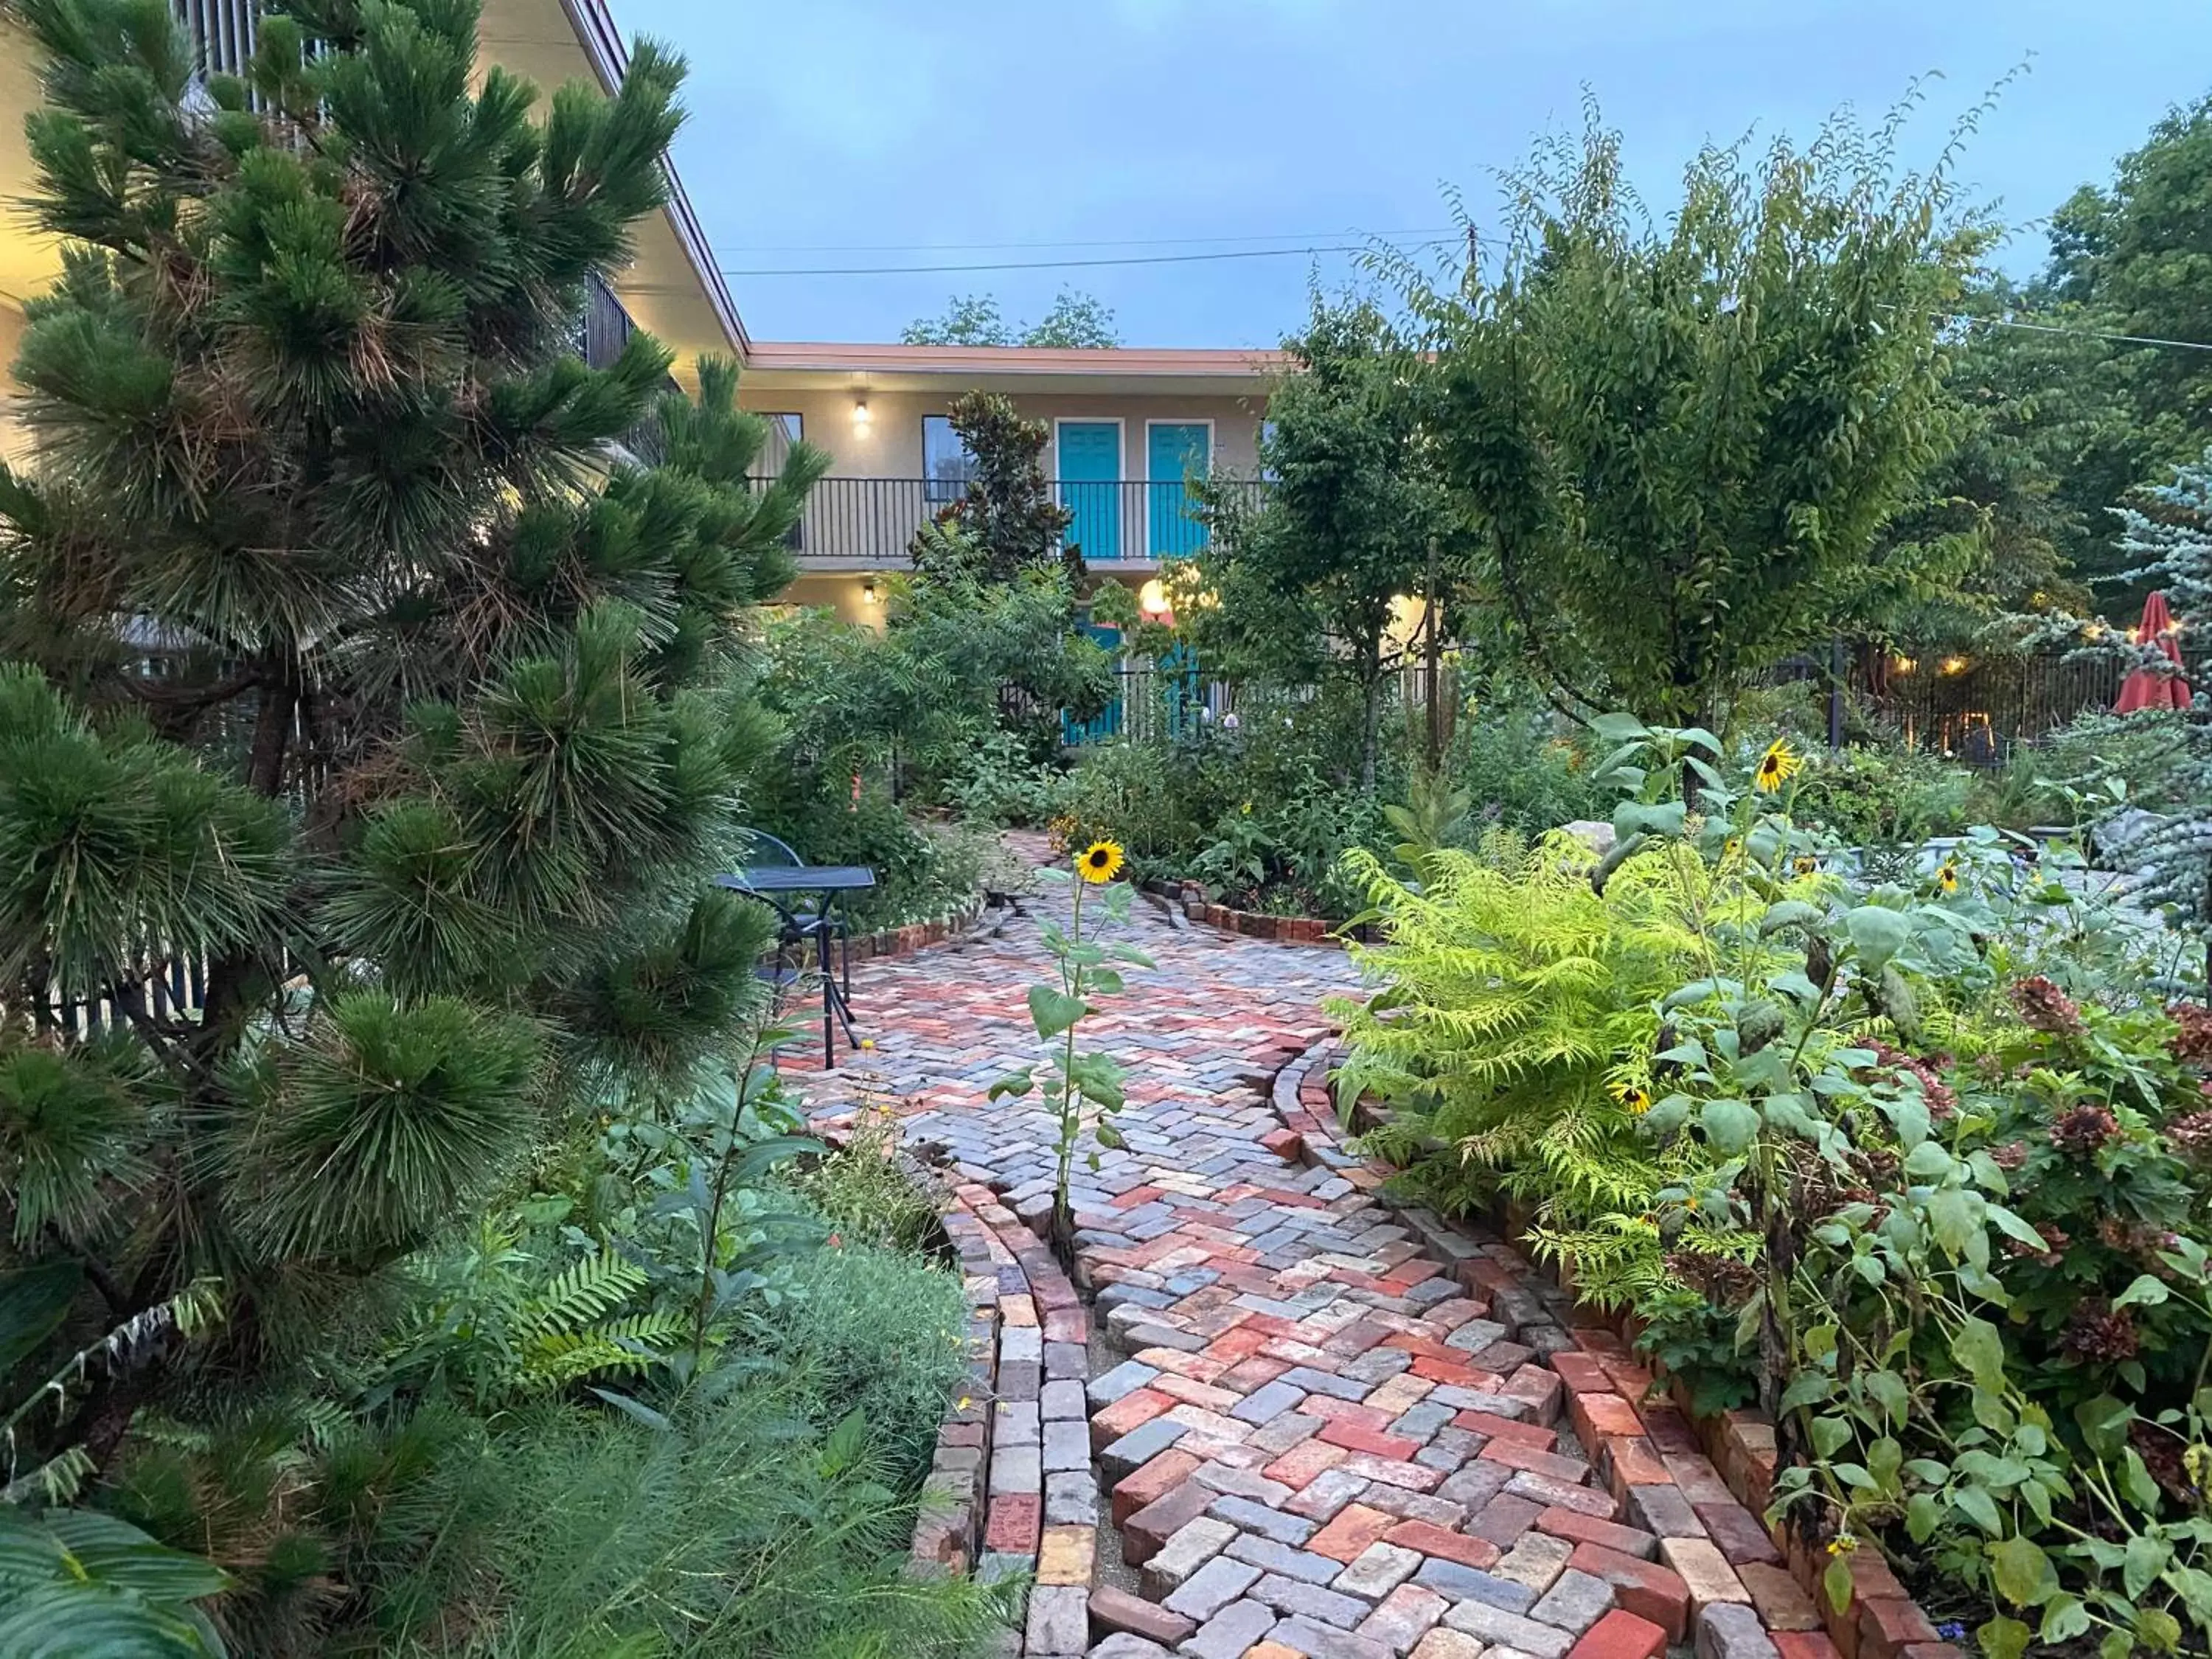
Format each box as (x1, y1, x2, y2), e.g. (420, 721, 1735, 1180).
(1827, 637, 1845, 753)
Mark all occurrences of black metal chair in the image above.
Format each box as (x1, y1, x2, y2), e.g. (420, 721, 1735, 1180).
(734, 829, 855, 1062)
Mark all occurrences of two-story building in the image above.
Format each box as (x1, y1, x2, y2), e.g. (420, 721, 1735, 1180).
(0, 0, 1278, 627)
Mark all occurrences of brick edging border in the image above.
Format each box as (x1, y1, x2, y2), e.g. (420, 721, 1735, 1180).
(1139, 877, 1357, 947)
(910, 1179, 1099, 1643)
(1268, 1039, 1966, 1659)
(844, 896, 987, 964)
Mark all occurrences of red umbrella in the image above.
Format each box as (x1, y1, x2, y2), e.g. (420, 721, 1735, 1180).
(2115, 591, 2191, 714)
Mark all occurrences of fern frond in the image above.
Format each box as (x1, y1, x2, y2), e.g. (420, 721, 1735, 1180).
(518, 1251, 649, 1342)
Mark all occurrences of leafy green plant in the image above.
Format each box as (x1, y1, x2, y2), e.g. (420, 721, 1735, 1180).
(735, 1236, 971, 1484)
(786, 1107, 944, 1254)
(0, 1506, 229, 1656)
(1332, 818, 1709, 1245)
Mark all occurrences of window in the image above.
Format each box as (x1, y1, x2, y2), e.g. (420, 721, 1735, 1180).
(923, 414, 978, 502)
(1259, 418, 1279, 483)
(754, 414, 805, 550)
(757, 411, 803, 470)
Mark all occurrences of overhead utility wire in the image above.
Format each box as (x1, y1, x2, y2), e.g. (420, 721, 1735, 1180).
(1951, 313, 2212, 354)
(717, 226, 1459, 254)
(716, 240, 1455, 278)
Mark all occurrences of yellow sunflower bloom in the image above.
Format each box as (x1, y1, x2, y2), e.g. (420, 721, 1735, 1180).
(1754, 739, 1804, 793)
(1607, 1079, 1653, 1114)
(1936, 860, 1960, 894)
(1078, 840, 1125, 884)
(1793, 855, 1818, 877)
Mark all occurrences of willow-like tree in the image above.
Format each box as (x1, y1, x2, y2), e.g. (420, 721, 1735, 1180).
(1413, 103, 1989, 727)
(0, 0, 824, 1482)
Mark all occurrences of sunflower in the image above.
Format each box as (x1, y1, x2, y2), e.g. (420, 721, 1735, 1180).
(1077, 840, 1125, 884)
(1792, 855, 1819, 877)
(1936, 859, 1960, 895)
(1607, 1079, 1653, 1114)
(1754, 739, 1804, 793)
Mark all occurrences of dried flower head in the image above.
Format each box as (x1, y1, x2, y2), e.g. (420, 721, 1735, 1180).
(2050, 1102, 2120, 1160)
(2061, 1299, 2140, 1363)
(2167, 1002, 2212, 1066)
(2166, 1110, 2212, 1166)
(2011, 975, 2087, 1040)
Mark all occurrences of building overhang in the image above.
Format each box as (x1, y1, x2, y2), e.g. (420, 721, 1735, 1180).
(740, 341, 1287, 397)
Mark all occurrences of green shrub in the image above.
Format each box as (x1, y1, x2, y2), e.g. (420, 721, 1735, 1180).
(1445, 698, 1607, 835)
(377, 1381, 1012, 1659)
(734, 1235, 970, 1485)
(1332, 827, 1722, 1237)
(786, 1113, 945, 1254)
(945, 729, 1068, 827)
(1790, 742, 1976, 844)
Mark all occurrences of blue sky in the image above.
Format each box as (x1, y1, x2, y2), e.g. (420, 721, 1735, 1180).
(621, 0, 2211, 349)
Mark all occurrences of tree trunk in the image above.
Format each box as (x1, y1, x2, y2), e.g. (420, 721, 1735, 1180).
(1360, 669, 1381, 794)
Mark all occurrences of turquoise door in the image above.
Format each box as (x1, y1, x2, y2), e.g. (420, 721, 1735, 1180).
(1063, 622, 1124, 745)
(1057, 422, 1122, 563)
(1147, 422, 1211, 557)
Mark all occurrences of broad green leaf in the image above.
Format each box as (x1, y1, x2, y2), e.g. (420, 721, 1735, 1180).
(986, 1068, 1035, 1100)
(1823, 1555, 1853, 1614)
(2112, 1273, 2170, 1311)
(2132, 1607, 2183, 1652)
(1027, 986, 1088, 1039)
(1903, 1141, 1953, 1180)
(1810, 1415, 1853, 1458)
(1989, 1535, 2053, 1607)
(1952, 1484, 2003, 1535)
(1906, 1491, 1942, 1542)
(2039, 1597, 2092, 1644)
(1866, 1370, 1910, 1430)
(1950, 1318, 2007, 1391)
(2070, 1398, 2124, 1460)
(1975, 1615, 2031, 1659)
(1093, 1121, 1126, 1151)
(1781, 1372, 1834, 1412)
(1589, 711, 1650, 744)
(1887, 1091, 1931, 1151)
(1701, 1098, 1761, 1154)
(1927, 1187, 1983, 1262)
(2121, 1448, 2163, 1512)
(1845, 905, 1911, 970)
(1984, 1206, 2048, 1250)
(1760, 900, 1823, 935)
(1868, 1436, 1904, 1490)
(2123, 1533, 2172, 1599)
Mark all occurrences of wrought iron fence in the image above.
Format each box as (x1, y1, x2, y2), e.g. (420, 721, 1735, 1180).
(1862, 647, 2208, 766)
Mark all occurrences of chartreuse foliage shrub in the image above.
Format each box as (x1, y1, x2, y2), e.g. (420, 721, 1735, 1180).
(1344, 711, 2212, 1657)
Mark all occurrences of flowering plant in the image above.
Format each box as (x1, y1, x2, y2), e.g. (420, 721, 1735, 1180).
(988, 841, 1151, 1243)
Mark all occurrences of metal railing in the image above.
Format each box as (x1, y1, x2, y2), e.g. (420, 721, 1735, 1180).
(763, 477, 1269, 565)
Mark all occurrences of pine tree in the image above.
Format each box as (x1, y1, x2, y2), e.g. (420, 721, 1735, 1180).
(0, 0, 826, 1481)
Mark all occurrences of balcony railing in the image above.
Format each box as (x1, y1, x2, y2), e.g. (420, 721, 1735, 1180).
(763, 476, 1270, 566)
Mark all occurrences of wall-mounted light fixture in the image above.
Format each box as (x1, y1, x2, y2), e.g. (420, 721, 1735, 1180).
(851, 395, 871, 429)
(1138, 578, 1171, 616)
(860, 578, 879, 606)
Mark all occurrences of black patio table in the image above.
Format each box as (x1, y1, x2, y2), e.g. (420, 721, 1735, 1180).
(713, 864, 877, 1069)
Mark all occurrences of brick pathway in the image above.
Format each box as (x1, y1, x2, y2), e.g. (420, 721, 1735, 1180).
(806, 870, 1816, 1659)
